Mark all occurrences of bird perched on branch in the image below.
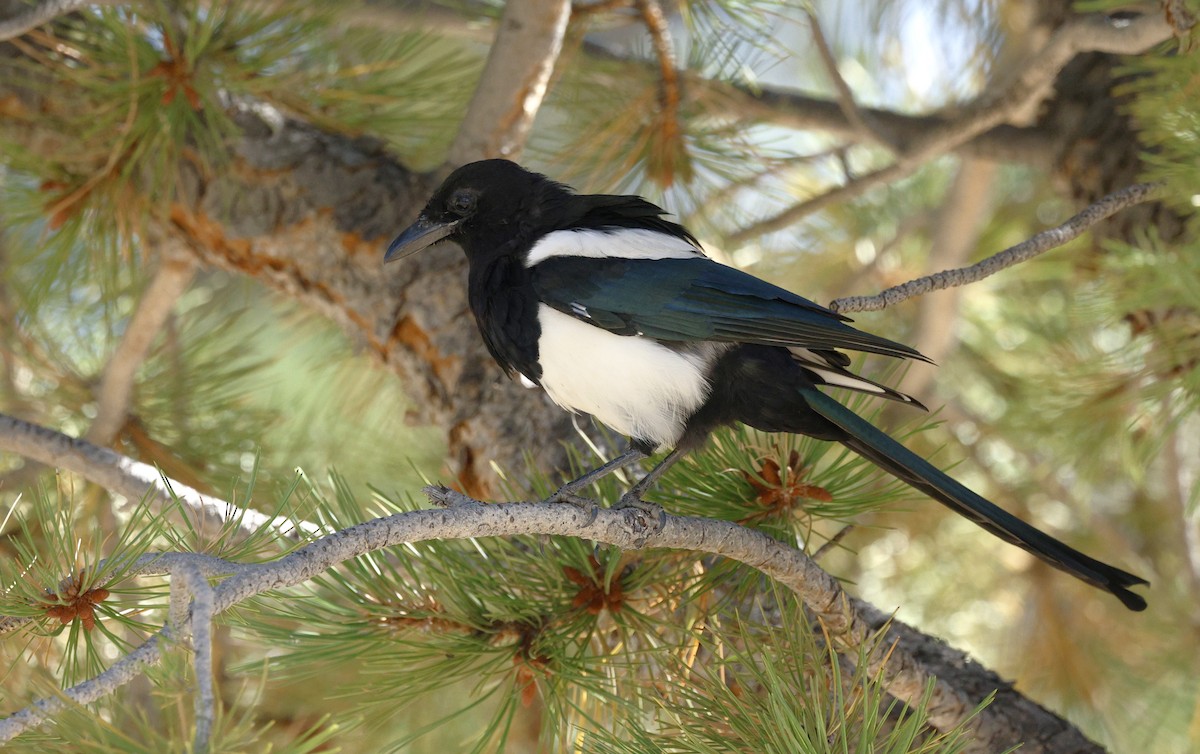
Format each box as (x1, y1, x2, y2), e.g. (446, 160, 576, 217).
(385, 159, 1147, 611)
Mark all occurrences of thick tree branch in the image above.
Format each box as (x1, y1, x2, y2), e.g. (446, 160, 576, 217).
(850, 598, 1104, 754)
(829, 181, 1165, 314)
(727, 11, 1174, 246)
(560, 37, 1055, 166)
(252, 0, 1091, 173)
(446, 0, 571, 165)
(0, 412, 324, 541)
(292, 1, 1064, 167)
(182, 101, 576, 494)
(703, 79, 1057, 164)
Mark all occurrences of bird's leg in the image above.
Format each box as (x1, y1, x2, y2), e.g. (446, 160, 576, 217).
(543, 446, 647, 505)
(614, 447, 687, 528)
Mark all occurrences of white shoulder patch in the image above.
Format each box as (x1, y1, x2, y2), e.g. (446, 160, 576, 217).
(524, 228, 701, 266)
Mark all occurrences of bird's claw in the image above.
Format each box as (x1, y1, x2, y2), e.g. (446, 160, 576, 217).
(541, 489, 601, 526)
(614, 494, 667, 544)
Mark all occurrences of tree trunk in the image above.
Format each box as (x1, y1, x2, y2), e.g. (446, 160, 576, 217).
(177, 106, 578, 496)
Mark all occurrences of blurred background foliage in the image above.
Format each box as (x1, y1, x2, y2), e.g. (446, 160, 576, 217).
(0, 0, 1197, 751)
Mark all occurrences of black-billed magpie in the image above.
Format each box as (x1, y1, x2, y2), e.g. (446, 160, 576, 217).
(385, 159, 1148, 611)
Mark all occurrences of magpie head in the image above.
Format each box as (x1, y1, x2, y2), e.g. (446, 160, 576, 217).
(385, 159, 567, 264)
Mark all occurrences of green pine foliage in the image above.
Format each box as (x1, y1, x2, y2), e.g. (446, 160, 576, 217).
(2, 0, 1197, 751)
(158, 458, 997, 750)
(585, 605, 995, 754)
(0, 446, 990, 751)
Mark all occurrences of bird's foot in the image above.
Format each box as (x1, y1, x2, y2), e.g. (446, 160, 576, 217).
(541, 488, 601, 526)
(613, 494, 667, 545)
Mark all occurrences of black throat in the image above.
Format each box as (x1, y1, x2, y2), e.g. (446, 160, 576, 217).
(466, 255, 542, 384)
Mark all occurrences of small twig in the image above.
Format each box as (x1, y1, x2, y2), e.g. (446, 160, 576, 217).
(812, 524, 855, 561)
(829, 182, 1165, 313)
(805, 11, 890, 149)
(729, 159, 912, 245)
(690, 148, 857, 227)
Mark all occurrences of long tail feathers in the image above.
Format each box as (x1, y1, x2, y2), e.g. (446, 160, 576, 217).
(801, 387, 1148, 611)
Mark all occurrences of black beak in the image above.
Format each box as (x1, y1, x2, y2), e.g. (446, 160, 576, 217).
(384, 216, 459, 263)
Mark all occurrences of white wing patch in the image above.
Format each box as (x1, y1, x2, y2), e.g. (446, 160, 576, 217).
(791, 348, 921, 405)
(524, 228, 702, 266)
(536, 304, 712, 451)
(805, 366, 887, 394)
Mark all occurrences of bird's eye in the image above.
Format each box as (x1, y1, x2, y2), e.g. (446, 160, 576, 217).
(447, 190, 477, 216)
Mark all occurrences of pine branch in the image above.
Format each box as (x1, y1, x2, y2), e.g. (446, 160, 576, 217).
(727, 11, 1175, 246)
(1, 551, 234, 635)
(0, 550, 242, 739)
(85, 245, 196, 445)
(0, 413, 325, 541)
(850, 598, 1106, 754)
(1, 477, 1108, 753)
(829, 181, 1166, 314)
(446, 0, 572, 165)
(229, 1, 1177, 175)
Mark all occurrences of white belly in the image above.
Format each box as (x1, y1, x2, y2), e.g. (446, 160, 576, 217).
(536, 305, 712, 450)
